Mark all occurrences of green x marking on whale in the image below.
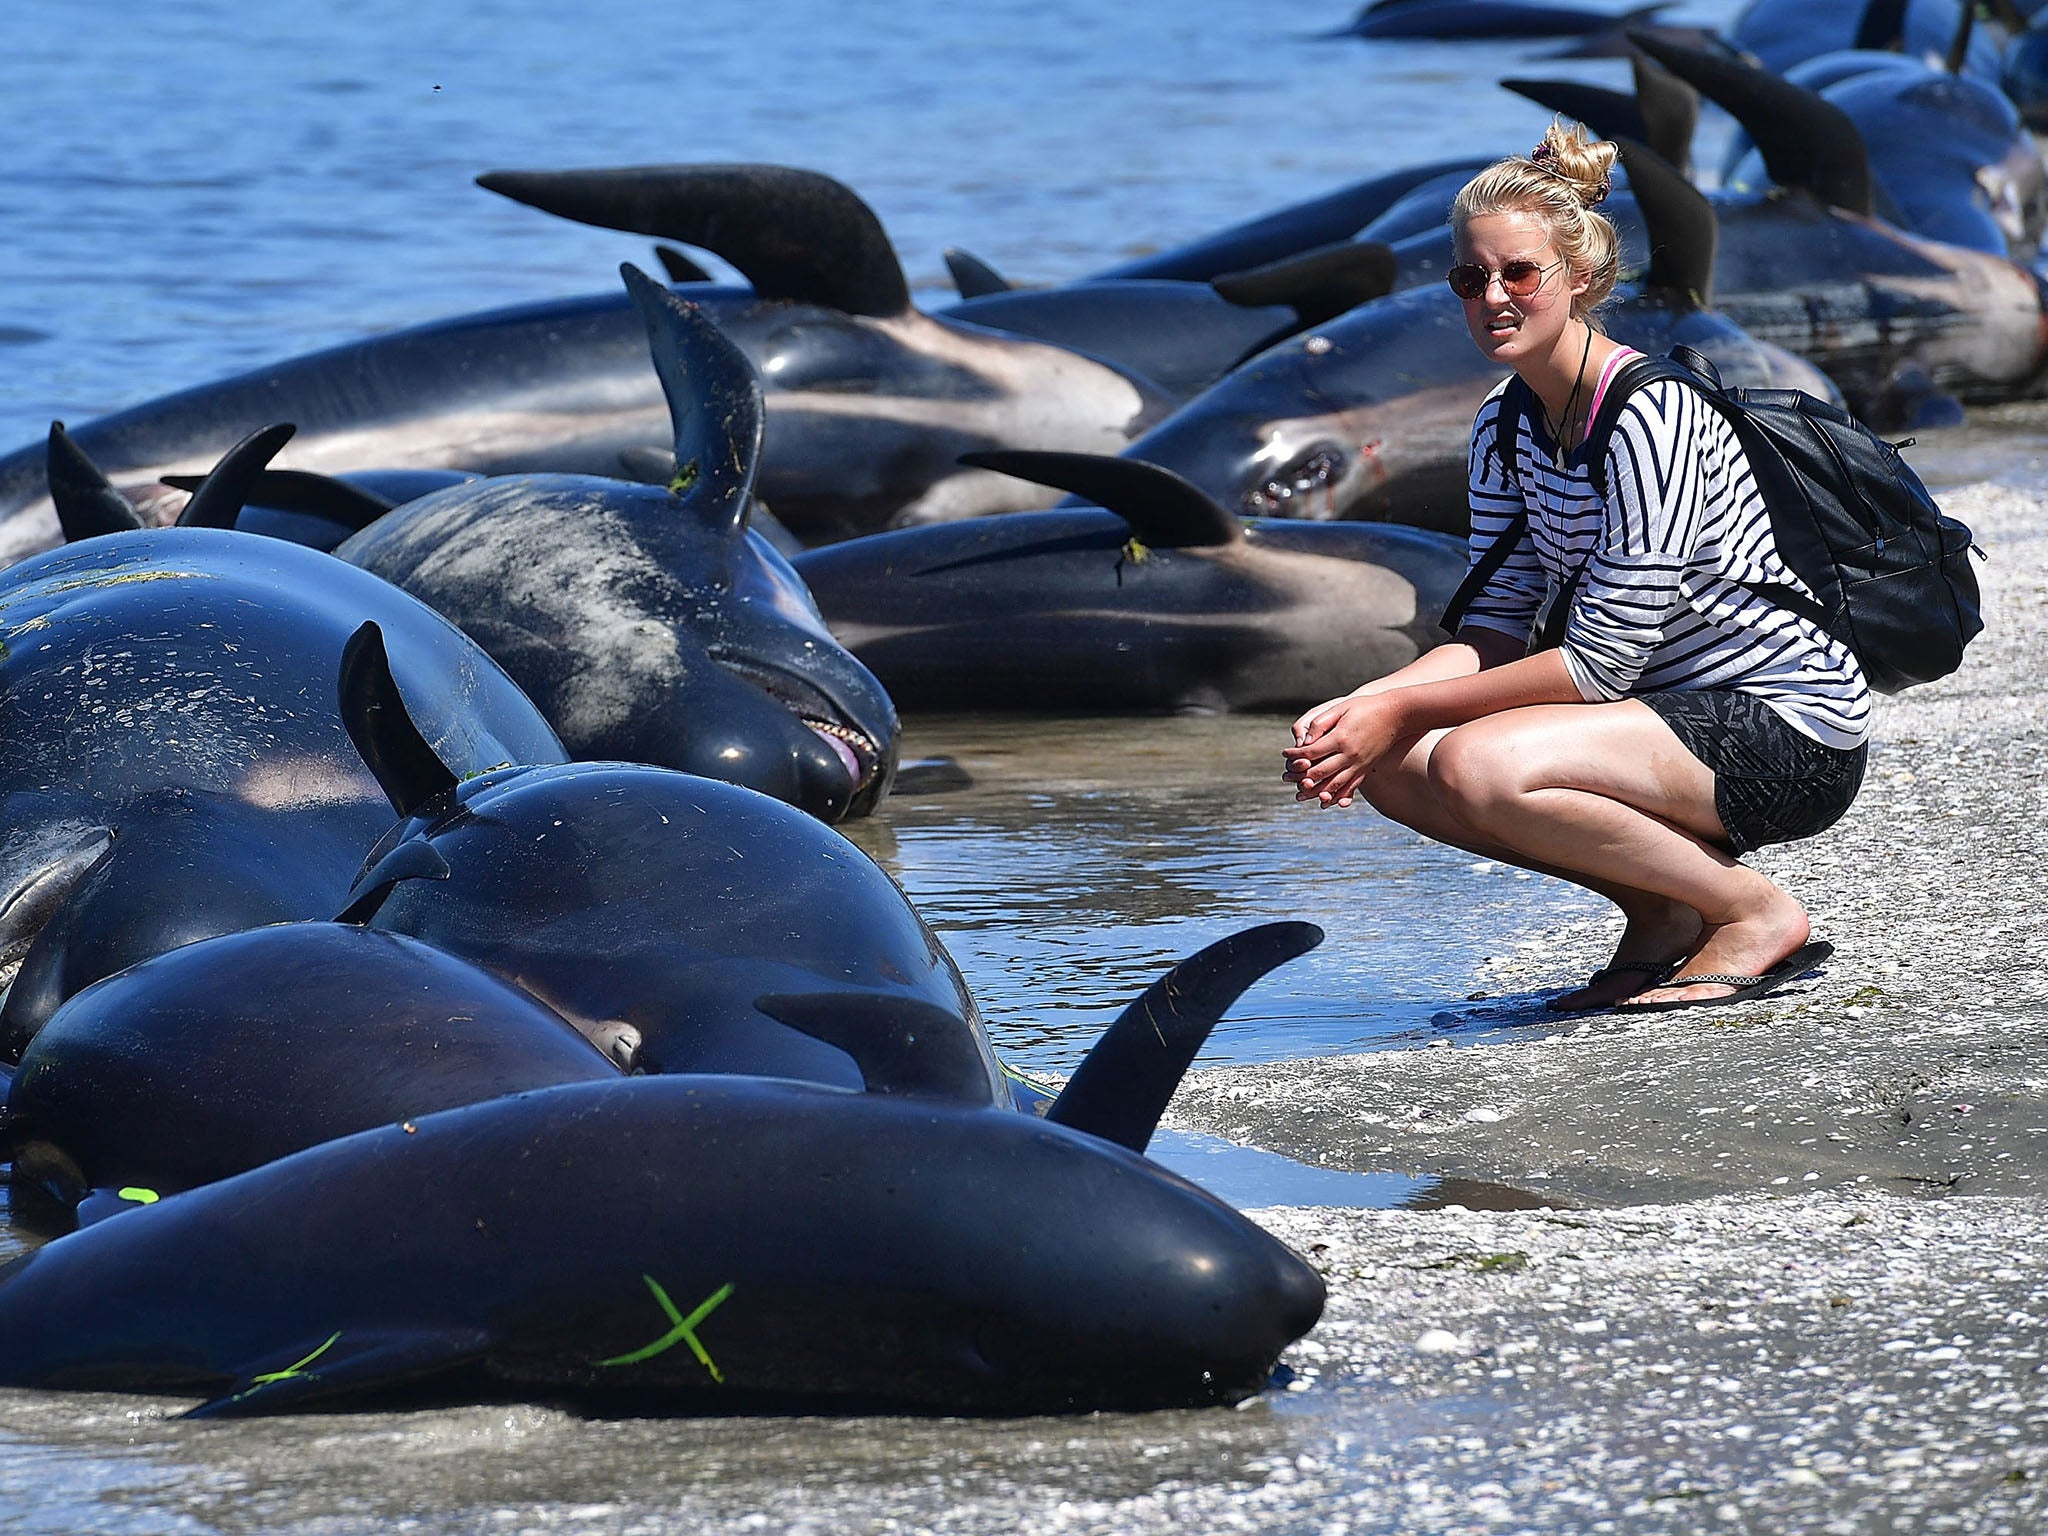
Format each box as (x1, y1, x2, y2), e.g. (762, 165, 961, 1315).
(250, 1331, 343, 1386)
(596, 1275, 734, 1382)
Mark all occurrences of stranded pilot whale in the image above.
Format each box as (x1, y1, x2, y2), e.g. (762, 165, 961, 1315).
(0, 446, 566, 1061)
(336, 265, 899, 823)
(1106, 136, 1843, 534)
(0, 1071, 1327, 1416)
(792, 450, 1467, 712)
(0, 166, 1173, 560)
(2, 922, 620, 1225)
(327, 619, 974, 1086)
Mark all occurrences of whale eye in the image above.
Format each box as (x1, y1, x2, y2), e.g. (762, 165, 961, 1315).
(1245, 447, 1344, 517)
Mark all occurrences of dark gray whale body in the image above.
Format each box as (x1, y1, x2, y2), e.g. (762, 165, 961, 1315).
(0, 165, 1172, 560)
(337, 267, 899, 822)
(3, 922, 619, 1222)
(793, 452, 1468, 711)
(0, 528, 565, 1060)
(0, 1074, 1326, 1416)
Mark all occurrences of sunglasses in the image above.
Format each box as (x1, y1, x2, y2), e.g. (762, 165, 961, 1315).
(1446, 256, 1564, 301)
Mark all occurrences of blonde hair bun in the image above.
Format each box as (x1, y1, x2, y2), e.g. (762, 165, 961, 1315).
(1530, 120, 1617, 208)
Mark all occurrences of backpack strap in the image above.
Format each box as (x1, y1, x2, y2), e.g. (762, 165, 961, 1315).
(1579, 346, 1841, 636)
(1438, 507, 1530, 637)
(1439, 378, 1536, 636)
(1580, 350, 1708, 501)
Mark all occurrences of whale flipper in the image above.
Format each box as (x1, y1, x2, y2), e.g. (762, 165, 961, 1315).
(619, 262, 765, 542)
(479, 165, 913, 318)
(336, 840, 453, 925)
(944, 248, 1014, 298)
(1210, 240, 1398, 328)
(958, 450, 1244, 549)
(46, 423, 144, 541)
(162, 469, 396, 530)
(1629, 31, 1873, 216)
(185, 1327, 495, 1419)
(338, 621, 458, 819)
(0, 827, 115, 979)
(1048, 921, 1323, 1153)
(753, 993, 994, 1103)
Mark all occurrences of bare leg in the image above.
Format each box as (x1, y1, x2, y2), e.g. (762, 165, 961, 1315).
(1352, 725, 1699, 1007)
(1353, 702, 1809, 1007)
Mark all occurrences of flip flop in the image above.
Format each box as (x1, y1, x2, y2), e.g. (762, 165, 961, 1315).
(1614, 940, 1835, 1014)
(1544, 957, 1682, 1014)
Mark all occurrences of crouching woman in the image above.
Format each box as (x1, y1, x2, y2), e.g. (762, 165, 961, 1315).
(1281, 125, 1868, 1013)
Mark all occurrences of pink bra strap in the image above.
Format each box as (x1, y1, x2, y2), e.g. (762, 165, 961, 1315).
(1585, 346, 1642, 427)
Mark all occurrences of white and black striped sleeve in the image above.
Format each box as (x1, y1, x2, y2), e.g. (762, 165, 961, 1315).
(1560, 381, 1705, 700)
(1458, 389, 1545, 643)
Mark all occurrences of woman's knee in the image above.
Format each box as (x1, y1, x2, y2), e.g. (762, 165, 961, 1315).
(1425, 727, 1524, 836)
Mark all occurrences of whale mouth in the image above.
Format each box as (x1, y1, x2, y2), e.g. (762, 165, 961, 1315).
(716, 657, 885, 793)
(803, 717, 876, 787)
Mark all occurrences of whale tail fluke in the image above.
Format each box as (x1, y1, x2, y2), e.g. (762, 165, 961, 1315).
(1212, 238, 1398, 332)
(1048, 921, 1323, 1153)
(46, 423, 145, 543)
(161, 468, 396, 532)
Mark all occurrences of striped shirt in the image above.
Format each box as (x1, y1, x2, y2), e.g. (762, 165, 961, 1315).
(1461, 361, 1872, 749)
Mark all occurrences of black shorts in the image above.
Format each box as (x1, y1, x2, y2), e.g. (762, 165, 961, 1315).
(1640, 689, 1867, 856)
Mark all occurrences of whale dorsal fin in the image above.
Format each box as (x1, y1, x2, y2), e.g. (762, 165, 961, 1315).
(162, 469, 396, 531)
(46, 423, 144, 541)
(1613, 134, 1716, 307)
(1629, 31, 1872, 216)
(944, 248, 1014, 298)
(478, 165, 912, 318)
(654, 244, 713, 284)
(47, 423, 143, 541)
(1046, 922, 1323, 1153)
(175, 423, 296, 530)
(619, 263, 765, 543)
(338, 621, 458, 819)
(1942, 0, 1975, 74)
(753, 993, 993, 1102)
(958, 450, 1243, 549)
(1501, 55, 1697, 175)
(1211, 240, 1398, 328)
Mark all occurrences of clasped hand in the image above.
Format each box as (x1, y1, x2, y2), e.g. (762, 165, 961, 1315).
(1281, 693, 1407, 809)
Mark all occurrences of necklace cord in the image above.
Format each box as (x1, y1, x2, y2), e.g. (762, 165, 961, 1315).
(1541, 325, 1595, 465)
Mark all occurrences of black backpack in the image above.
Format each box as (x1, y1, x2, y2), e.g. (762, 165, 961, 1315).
(1445, 346, 1984, 694)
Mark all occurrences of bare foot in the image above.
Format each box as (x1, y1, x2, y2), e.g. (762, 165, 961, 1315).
(1547, 901, 1705, 1013)
(1621, 885, 1812, 1009)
